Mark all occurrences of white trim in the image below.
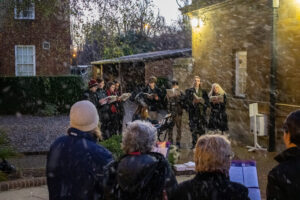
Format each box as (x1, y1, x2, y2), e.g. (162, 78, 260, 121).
(15, 45, 36, 76)
(14, 0, 35, 20)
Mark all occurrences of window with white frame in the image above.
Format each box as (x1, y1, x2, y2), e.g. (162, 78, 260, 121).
(235, 51, 247, 97)
(14, 0, 35, 20)
(15, 45, 36, 76)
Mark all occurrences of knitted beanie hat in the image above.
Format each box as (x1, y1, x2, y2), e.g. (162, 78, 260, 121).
(70, 100, 99, 132)
(88, 79, 98, 88)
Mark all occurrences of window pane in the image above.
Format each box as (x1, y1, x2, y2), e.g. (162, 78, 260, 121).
(17, 55, 22, 64)
(27, 47, 33, 55)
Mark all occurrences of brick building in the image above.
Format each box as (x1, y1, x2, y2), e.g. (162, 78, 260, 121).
(182, 0, 300, 148)
(91, 48, 192, 92)
(0, 0, 70, 76)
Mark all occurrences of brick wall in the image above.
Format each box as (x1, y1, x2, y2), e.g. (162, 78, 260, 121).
(189, 0, 272, 143)
(145, 59, 174, 83)
(0, 1, 70, 76)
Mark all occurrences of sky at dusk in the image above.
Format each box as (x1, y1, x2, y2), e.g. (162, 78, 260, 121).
(152, 0, 182, 24)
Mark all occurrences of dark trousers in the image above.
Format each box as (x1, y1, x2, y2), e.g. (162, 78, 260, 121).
(189, 112, 206, 147)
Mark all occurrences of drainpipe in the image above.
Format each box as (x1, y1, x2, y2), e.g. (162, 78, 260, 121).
(268, 0, 279, 152)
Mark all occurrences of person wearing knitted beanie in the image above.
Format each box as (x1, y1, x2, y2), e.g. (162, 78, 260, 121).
(46, 100, 113, 200)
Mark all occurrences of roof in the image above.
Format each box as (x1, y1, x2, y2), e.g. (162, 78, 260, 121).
(91, 48, 192, 65)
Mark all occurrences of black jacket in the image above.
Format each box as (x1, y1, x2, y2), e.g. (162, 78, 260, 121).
(143, 85, 162, 111)
(170, 171, 249, 200)
(208, 94, 229, 131)
(267, 147, 300, 200)
(83, 90, 99, 108)
(185, 87, 209, 133)
(105, 152, 178, 200)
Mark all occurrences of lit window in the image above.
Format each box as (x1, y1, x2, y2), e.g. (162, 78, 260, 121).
(15, 45, 36, 76)
(14, 0, 35, 20)
(235, 51, 247, 97)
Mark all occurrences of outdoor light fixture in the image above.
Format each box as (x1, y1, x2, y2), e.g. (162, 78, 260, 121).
(191, 18, 199, 27)
(191, 18, 204, 28)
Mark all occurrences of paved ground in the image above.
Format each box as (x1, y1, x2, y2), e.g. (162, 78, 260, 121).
(0, 176, 194, 200)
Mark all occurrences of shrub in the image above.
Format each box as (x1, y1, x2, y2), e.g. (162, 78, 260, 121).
(0, 129, 18, 182)
(99, 135, 123, 159)
(0, 76, 85, 115)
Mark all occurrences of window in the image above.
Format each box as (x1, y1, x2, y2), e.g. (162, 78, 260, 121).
(14, 0, 35, 20)
(15, 45, 36, 76)
(235, 51, 247, 97)
(43, 41, 50, 50)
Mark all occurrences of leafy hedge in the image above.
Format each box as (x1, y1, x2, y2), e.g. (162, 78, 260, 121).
(99, 134, 123, 160)
(0, 76, 85, 115)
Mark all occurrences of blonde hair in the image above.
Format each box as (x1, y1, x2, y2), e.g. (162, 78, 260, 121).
(89, 126, 102, 141)
(208, 83, 226, 97)
(194, 134, 232, 175)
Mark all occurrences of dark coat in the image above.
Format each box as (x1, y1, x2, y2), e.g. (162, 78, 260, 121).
(143, 85, 162, 112)
(96, 88, 110, 120)
(208, 94, 229, 131)
(170, 171, 250, 200)
(267, 147, 300, 200)
(83, 90, 99, 108)
(185, 87, 209, 133)
(46, 128, 113, 200)
(105, 152, 178, 200)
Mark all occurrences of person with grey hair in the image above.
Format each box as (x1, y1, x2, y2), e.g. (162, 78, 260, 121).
(170, 134, 249, 200)
(105, 120, 178, 200)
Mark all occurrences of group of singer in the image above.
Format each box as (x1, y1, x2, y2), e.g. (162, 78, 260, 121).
(83, 75, 229, 148)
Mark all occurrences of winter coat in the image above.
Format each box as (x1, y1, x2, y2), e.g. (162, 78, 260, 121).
(96, 88, 110, 121)
(185, 87, 209, 133)
(46, 128, 113, 200)
(166, 90, 184, 116)
(105, 152, 178, 200)
(170, 171, 250, 200)
(143, 85, 162, 112)
(267, 147, 300, 200)
(83, 90, 99, 108)
(208, 94, 229, 131)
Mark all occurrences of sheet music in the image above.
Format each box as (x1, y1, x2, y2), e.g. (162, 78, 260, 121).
(229, 166, 244, 185)
(243, 166, 259, 187)
(248, 188, 261, 200)
(229, 161, 261, 200)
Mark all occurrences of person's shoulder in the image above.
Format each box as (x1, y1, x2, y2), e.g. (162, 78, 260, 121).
(227, 181, 249, 198)
(50, 135, 69, 147)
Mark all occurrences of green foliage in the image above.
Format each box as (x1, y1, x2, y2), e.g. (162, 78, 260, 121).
(167, 145, 180, 165)
(156, 77, 169, 89)
(37, 103, 58, 116)
(99, 135, 123, 160)
(0, 171, 8, 182)
(0, 76, 85, 115)
(0, 130, 18, 160)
